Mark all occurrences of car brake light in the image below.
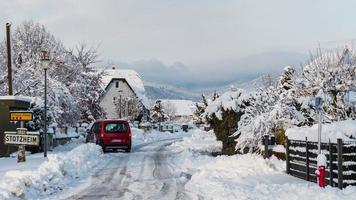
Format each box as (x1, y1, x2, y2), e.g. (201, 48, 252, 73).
(101, 132, 104, 138)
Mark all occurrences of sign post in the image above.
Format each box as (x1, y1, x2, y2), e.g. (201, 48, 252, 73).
(5, 111, 39, 163)
(314, 97, 326, 188)
(17, 128, 26, 162)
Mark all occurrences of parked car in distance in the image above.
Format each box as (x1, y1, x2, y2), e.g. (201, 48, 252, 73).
(86, 119, 132, 152)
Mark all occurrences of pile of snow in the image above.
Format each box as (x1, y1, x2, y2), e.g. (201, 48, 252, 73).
(169, 129, 221, 153)
(183, 154, 356, 200)
(165, 129, 356, 199)
(101, 68, 149, 107)
(0, 144, 104, 199)
(131, 127, 188, 146)
(286, 120, 356, 142)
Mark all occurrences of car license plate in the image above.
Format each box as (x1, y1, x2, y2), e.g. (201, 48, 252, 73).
(112, 139, 122, 142)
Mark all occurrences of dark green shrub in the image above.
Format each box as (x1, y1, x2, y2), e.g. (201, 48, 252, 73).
(207, 108, 242, 155)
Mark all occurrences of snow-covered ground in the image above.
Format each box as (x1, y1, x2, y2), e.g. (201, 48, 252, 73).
(168, 129, 356, 200)
(1, 128, 356, 199)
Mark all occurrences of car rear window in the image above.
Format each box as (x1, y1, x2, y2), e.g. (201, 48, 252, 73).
(104, 122, 128, 133)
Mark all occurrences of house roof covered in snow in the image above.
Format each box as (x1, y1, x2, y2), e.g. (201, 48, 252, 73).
(160, 99, 196, 116)
(101, 68, 149, 107)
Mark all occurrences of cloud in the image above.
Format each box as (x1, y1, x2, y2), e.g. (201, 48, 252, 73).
(109, 50, 308, 90)
(0, 0, 355, 91)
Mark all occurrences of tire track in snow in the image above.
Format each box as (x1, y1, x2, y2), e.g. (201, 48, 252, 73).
(64, 138, 195, 200)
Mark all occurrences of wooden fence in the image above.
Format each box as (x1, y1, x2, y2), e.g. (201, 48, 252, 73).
(285, 137, 356, 189)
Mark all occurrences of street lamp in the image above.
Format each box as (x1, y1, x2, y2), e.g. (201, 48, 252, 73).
(40, 50, 50, 158)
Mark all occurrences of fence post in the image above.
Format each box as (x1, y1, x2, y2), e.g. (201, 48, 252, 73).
(337, 138, 343, 189)
(264, 135, 269, 159)
(286, 137, 290, 174)
(329, 139, 334, 187)
(65, 127, 68, 135)
(306, 137, 310, 181)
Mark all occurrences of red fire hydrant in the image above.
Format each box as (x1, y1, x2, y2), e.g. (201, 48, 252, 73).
(316, 154, 326, 188)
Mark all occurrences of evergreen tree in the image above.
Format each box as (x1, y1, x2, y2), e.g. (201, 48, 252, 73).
(150, 100, 168, 123)
(193, 94, 208, 125)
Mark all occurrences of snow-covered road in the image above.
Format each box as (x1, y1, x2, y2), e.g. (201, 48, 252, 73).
(65, 138, 191, 200)
(2, 129, 356, 200)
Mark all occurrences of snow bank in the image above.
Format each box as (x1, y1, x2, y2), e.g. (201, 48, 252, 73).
(131, 127, 189, 146)
(0, 144, 104, 199)
(286, 120, 356, 142)
(184, 154, 356, 200)
(169, 129, 222, 153)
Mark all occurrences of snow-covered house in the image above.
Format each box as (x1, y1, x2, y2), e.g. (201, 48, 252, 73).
(160, 99, 196, 123)
(100, 67, 149, 121)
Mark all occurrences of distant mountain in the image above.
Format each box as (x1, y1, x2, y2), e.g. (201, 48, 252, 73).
(144, 81, 200, 102)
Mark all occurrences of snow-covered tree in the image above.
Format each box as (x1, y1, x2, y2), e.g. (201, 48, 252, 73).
(150, 100, 168, 123)
(193, 94, 208, 125)
(277, 66, 295, 91)
(296, 47, 356, 121)
(0, 21, 104, 126)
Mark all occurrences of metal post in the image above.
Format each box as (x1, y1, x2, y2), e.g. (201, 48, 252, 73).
(329, 139, 334, 187)
(17, 121, 26, 162)
(306, 137, 310, 181)
(44, 68, 47, 157)
(6, 23, 13, 95)
(264, 135, 269, 159)
(286, 137, 290, 174)
(318, 110, 322, 154)
(337, 138, 343, 189)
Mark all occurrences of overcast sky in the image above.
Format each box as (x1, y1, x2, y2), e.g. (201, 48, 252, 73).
(1, 0, 356, 88)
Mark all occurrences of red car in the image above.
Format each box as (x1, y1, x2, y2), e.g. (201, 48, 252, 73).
(86, 119, 132, 152)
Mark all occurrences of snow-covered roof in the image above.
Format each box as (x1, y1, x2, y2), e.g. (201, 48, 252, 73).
(101, 68, 149, 107)
(160, 99, 196, 116)
(0, 95, 32, 103)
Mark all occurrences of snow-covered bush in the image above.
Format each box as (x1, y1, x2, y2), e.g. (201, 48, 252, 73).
(204, 47, 355, 154)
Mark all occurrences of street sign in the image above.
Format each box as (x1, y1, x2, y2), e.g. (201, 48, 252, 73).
(10, 111, 33, 121)
(16, 128, 27, 135)
(4, 133, 39, 146)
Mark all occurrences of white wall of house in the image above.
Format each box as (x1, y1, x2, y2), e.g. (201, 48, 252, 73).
(100, 79, 136, 119)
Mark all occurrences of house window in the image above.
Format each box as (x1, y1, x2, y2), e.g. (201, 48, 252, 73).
(116, 81, 119, 88)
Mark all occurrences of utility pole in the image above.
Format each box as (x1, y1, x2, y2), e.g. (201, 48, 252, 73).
(6, 23, 13, 95)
